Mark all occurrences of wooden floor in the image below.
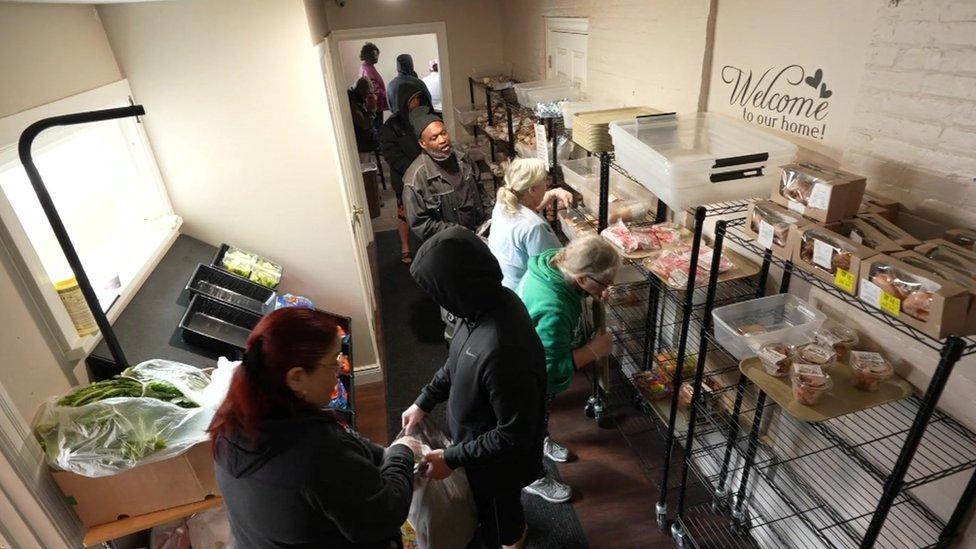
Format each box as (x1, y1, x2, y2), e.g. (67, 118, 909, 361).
(356, 380, 389, 445)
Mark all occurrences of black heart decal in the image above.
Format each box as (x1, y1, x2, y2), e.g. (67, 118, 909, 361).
(805, 68, 823, 89)
(820, 83, 833, 99)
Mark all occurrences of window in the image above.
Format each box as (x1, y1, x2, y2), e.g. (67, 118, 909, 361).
(0, 80, 180, 355)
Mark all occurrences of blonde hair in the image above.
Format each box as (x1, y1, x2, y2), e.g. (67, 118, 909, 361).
(496, 158, 548, 215)
(552, 235, 620, 283)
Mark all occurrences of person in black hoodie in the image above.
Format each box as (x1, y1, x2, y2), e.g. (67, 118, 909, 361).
(210, 307, 420, 549)
(380, 76, 432, 264)
(386, 54, 431, 116)
(401, 227, 547, 548)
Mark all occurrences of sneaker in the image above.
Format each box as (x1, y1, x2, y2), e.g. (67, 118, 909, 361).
(523, 475, 572, 503)
(544, 437, 570, 463)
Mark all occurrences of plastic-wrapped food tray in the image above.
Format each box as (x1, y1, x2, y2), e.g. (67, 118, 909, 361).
(713, 294, 826, 360)
(212, 243, 282, 289)
(185, 263, 275, 316)
(609, 113, 797, 211)
(179, 294, 262, 354)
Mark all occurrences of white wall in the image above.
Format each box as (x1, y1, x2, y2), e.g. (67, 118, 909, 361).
(97, 0, 378, 366)
(338, 33, 439, 92)
(844, 0, 976, 227)
(498, 0, 712, 114)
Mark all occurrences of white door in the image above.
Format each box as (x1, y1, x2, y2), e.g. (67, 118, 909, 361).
(546, 19, 588, 90)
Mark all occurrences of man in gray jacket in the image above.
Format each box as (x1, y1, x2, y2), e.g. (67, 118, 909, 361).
(403, 106, 486, 243)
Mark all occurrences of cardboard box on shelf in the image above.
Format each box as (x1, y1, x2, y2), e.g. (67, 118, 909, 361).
(771, 163, 866, 223)
(863, 191, 900, 221)
(743, 200, 811, 260)
(52, 442, 219, 527)
(789, 225, 877, 294)
(917, 239, 976, 265)
(943, 228, 976, 251)
(855, 213, 921, 249)
(827, 218, 904, 254)
(857, 254, 976, 339)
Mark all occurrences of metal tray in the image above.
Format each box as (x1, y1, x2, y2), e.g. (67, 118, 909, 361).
(186, 263, 274, 316)
(211, 243, 283, 289)
(179, 294, 262, 354)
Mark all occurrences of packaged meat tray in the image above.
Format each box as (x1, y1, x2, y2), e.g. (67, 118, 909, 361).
(744, 200, 810, 260)
(771, 162, 866, 223)
(609, 113, 797, 212)
(857, 254, 976, 338)
(789, 226, 877, 294)
(827, 218, 904, 254)
(600, 220, 660, 257)
(712, 294, 826, 360)
(849, 351, 894, 392)
(855, 213, 921, 248)
(643, 243, 734, 289)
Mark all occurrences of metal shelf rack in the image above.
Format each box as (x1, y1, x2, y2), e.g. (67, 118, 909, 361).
(667, 215, 976, 549)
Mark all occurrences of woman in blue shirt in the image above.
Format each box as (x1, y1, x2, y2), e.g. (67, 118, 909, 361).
(488, 158, 574, 291)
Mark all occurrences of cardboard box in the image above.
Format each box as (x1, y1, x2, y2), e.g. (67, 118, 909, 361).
(827, 218, 904, 254)
(863, 190, 900, 221)
(789, 225, 877, 294)
(915, 239, 976, 270)
(743, 200, 810, 260)
(855, 213, 921, 249)
(943, 229, 976, 251)
(771, 162, 866, 223)
(52, 442, 219, 527)
(858, 254, 976, 339)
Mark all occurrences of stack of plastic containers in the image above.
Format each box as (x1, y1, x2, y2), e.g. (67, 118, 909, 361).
(560, 157, 655, 221)
(523, 86, 585, 110)
(513, 77, 571, 105)
(608, 113, 797, 212)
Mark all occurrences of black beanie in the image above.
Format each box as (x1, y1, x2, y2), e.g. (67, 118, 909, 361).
(409, 106, 442, 140)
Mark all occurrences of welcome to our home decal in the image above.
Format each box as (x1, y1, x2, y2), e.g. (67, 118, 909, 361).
(720, 64, 832, 140)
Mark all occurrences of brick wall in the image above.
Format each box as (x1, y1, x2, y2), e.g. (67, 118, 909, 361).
(844, 0, 976, 227)
(497, 0, 711, 114)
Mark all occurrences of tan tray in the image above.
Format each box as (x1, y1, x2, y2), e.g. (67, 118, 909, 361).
(739, 357, 913, 422)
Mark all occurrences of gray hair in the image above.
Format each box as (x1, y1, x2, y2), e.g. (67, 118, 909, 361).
(552, 235, 620, 282)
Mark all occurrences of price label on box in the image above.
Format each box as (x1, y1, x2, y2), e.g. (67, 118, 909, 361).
(880, 291, 901, 316)
(535, 124, 550, 167)
(808, 183, 830, 210)
(758, 221, 775, 249)
(834, 268, 856, 294)
(859, 280, 901, 316)
(812, 239, 834, 270)
(788, 200, 806, 215)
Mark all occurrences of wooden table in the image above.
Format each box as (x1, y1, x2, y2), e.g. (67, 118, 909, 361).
(84, 496, 223, 547)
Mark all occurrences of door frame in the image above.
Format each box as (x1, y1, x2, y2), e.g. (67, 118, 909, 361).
(317, 22, 453, 384)
(544, 17, 589, 84)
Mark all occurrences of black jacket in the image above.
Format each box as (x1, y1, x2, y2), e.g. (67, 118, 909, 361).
(387, 54, 430, 115)
(379, 79, 431, 198)
(215, 414, 414, 549)
(402, 151, 486, 243)
(348, 88, 378, 153)
(410, 228, 547, 496)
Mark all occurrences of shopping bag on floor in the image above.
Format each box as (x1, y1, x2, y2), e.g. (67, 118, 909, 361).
(399, 419, 477, 549)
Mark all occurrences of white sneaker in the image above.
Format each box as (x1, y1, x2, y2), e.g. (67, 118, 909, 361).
(523, 475, 572, 503)
(544, 437, 570, 463)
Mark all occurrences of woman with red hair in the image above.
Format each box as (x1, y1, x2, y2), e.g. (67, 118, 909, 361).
(210, 307, 419, 548)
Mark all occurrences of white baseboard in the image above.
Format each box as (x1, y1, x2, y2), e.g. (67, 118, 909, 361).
(353, 363, 383, 385)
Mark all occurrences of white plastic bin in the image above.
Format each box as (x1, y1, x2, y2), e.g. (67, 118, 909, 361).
(712, 294, 826, 360)
(609, 113, 797, 212)
(454, 104, 485, 127)
(560, 157, 655, 221)
(524, 87, 586, 109)
(514, 77, 571, 106)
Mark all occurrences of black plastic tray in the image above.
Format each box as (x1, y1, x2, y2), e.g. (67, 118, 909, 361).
(212, 243, 283, 289)
(179, 294, 262, 354)
(186, 263, 274, 316)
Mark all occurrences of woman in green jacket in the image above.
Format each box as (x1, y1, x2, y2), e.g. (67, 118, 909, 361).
(517, 234, 620, 503)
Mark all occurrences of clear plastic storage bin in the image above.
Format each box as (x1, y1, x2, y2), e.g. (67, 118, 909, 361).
(514, 77, 571, 106)
(712, 294, 826, 360)
(471, 63, 514, 90)
(455, 104, 485, 127)
(524, 86, 585, 109)
(560, 157, 655, 221)
(608, 113, 797, 212)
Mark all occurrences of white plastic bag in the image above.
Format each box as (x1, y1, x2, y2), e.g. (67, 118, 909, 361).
(33, 360, 215, 478)
(401, 420, 477, 549)
(187, 507, 234, 549)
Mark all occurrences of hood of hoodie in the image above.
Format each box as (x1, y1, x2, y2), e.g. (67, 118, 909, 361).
(410, 226, 505, 320)
(396, 54, 417, 77)
(524, 248, 582, 301)
(388, 77, 430, 117)
(216, 414, 331, 479)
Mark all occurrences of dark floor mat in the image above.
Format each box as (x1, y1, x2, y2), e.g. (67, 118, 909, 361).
(375, 229, 588, 549)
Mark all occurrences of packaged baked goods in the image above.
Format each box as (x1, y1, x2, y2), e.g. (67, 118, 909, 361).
(791, 363, 832, 406)
(790, 226, 876, 293)
(893, 251, 976, 290)
(915, 240, 976, 282)
(828, 219, 903, 254)
(813, 323, 858, 363)
(795, 342, 837, 372)
(772, 163, 866, 223)
(864, 262, 941, 321)
(679, 378, 719, 410)
(856, 213, 921, 249)
(745, 201, 809, 260)
(758, 343, 794, 377)
(849, 351, 894, 392)
(944, 229, 976, 251)
(851, 351, 895, 393)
